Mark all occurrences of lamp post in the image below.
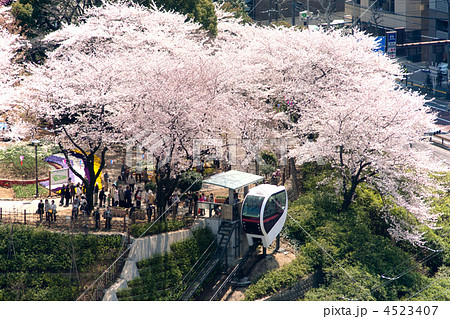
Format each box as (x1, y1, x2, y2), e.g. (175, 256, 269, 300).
(30, 140, 40, 198)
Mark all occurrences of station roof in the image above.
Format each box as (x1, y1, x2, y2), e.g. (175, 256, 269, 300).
(203, 170, 263, 190)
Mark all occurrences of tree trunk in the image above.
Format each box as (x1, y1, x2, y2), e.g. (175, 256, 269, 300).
(341, 177, 358, 211)
(59, 142, 107, 215)
(289, 157, 300, 200)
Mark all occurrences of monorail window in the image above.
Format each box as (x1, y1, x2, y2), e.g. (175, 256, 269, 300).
(242, 195, 264, 218)
(263, 191, 286, 220)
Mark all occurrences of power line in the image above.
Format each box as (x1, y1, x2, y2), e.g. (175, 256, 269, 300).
(76, 176, 202, 301)
(288, 212, 373, 300)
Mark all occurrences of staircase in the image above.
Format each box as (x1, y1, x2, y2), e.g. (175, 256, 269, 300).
(179, 220, 237, 301)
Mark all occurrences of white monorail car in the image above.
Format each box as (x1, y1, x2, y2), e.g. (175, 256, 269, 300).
(241, 184, 288, 248)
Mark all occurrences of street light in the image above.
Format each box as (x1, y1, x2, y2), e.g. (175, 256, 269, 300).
(30, 140, 40, 198)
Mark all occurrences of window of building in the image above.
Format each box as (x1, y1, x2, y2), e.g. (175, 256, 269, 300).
(372, 0, 394, 13)
(436, 19, 448, 33)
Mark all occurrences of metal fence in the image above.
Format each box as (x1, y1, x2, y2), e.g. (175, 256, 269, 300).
(77, 235, 130, 301)
(264, 270, 323, 301)
(0, 206, 187, 233)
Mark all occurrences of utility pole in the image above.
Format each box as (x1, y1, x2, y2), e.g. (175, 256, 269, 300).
(307, 0, 310, 26)
(292, 0, 295, 26)
(269, 0, 273, 24)
(447, 0, 450, 99)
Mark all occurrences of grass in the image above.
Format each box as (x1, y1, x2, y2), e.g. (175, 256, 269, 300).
(12, 184, 49, 199)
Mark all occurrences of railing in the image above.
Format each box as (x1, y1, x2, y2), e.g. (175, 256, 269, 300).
(77, 234, 131, 301)
(0, 205, 190, 233)
(264, 270, 323, 301)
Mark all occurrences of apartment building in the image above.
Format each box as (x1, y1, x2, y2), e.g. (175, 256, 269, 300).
(345, 0, 450, 63)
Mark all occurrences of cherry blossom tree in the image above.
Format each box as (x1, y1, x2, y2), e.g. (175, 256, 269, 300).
(21, 2, 259, 213)
(0, 25, 29, 140)
(213, 14, 444, 245)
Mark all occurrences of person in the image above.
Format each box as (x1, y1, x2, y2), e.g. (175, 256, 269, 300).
(72, 195, 80, 220)
(76, 182, 83, 197)
(44, 199, 50, 221)
(80, 195, 88, 216)
(146, 201, 153, 222)
(37, 199, 44, 221)
(103, 171, 109, 191)
(135, 187, 142, 209)
(142, 167, 149, 184)
(113, 186, 119, 207)
(50, 200, 57, 222)
(119, 186, 125, 207)
(208, 193, 214, 217)
(135, 162, 142, 183)
(70, 183, 76, 204)
(93, 207, 100, 230)
(65, 184, 71, 207)
(99, 188, 105, 208)
(147, 189, 155, 219)
(129, 205, 136, 224)
(59, 185, 66, 206)
(198, 193, 206, 216)
(121, 160, 128, 181)
(193, 192, 199, 218)
(103, 206, 112, 230)
(124, 186, 132, 208)
(127, 173, 136, 193)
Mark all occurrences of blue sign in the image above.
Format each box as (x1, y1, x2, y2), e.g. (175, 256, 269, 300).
(386, 31, 397, 45)
(373, 36, 385, 54)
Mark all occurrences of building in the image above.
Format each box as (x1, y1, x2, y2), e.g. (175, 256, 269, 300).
(345, 0, 450, 63)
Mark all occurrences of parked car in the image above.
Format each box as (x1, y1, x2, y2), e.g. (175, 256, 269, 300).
(438, 62, 448, 75)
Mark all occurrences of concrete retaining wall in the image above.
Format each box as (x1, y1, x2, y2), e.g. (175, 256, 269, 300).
(128, 229, 193, 263)
(103, 219, 220, 301)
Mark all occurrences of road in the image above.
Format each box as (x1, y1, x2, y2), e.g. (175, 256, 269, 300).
(425, 98, 450, 127)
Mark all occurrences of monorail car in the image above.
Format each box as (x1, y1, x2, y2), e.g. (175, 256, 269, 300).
(241, 184, 288, 247)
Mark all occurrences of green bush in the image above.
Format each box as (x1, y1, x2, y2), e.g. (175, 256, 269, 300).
(144, 181, 157, 193)
(117, 227, 215, 301)
(262, 161, 445, 301)
(11, 2, 33, 28)
(0, 225, 123, 300)
(244, 255, 311, 300)
(129, 219, 190, 238)
(177, 170, 203, 193)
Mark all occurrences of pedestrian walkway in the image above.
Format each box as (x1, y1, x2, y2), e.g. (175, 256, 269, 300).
(399, 57, 449, 101)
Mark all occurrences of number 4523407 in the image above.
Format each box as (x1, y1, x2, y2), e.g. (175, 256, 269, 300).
(383, 306, 438, 316)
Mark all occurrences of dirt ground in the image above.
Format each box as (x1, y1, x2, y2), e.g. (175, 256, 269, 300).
(220, 240, 296, 301)
(0, 187, 14, 199)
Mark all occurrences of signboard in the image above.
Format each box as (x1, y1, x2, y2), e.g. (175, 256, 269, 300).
(300, 11, 310, 20)
(50, 168, 69, 185)
(373, 36, 385, 54)
(386, 31, 397, 58)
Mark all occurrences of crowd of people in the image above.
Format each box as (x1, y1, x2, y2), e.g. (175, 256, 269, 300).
(34, 160, 229, 231)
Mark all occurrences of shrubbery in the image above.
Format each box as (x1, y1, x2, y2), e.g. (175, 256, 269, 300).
(244, 255, 311, 300)
(0, 225, 123, 300)
(245, 162, 450, 301)
(129, 218, 191, 238)
(117, 227, 215, 301)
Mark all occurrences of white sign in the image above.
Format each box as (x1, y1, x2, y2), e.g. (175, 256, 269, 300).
(50, 168, 69, 185)
(386, 31, 397, 58)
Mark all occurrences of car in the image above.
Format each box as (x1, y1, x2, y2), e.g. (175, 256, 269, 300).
(438, 62, 448, 75)
(424, 129, 442, 136)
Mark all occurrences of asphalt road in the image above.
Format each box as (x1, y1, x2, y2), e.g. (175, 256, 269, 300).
(425, 98, 450, 127)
